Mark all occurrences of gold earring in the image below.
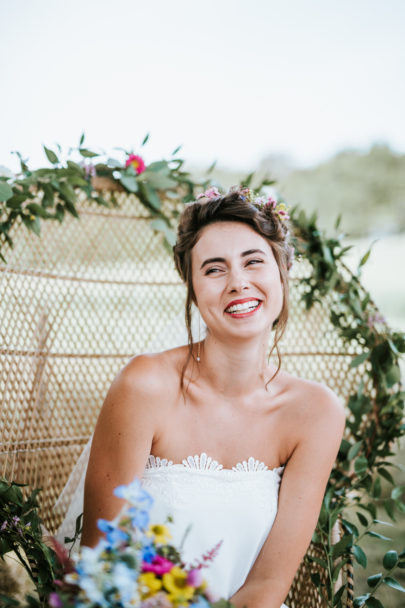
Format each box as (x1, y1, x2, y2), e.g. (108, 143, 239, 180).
(196, 314, 201, 362)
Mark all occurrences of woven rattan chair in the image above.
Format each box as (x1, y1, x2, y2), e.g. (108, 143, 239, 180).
(0, 190, 364, 606)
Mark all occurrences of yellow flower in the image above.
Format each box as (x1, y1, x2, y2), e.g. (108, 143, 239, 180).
(138, 572, 162, 599)
(147, 523, 172, 545)
(163, 566, 195, 605)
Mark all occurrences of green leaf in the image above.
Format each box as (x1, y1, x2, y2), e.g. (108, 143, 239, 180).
(350, 351, 370, 368)
(141, 170, 177, 190)
(356, 512, 369, 527)
(307, 554, 328, 569)
(22, 214, 40, 236)
(391, 486, 405, 500)
(354, 594, 370, 607)
(141, 132, 150, 146)
(384, 498, 397, 521)
(378, 468, 395, 485)
(26, 203, 49, 218)
(150, 219, 168, 232)
(332, 533, 353, 559)
(354, 456, 369, 475)
(55, 203, 65, 222)
(58, 182, 76, 205)
(386, 364, 401, 388)
(310, 572, 321, 587)
(359, 247, 372, 267)
(0, 181, 13, 202)
(43, 145, 59, 164)
(372, 476, 381, 499)
(353, 544, 367, 568)
(141, 183, 161, 210)
(67, 160, 83, 172)
(79, 148, 99, 158)
(207, 160, 217, 174)
(348, 441, 363, 461)
(120, 175, 138, 193)
(366, 531, 391, 541)
(146, 161, 168, 172)
(242, 172, 254, 187)
(79, 132, 85, 145)
(383, 550, 398, 569)
(367, 573, 382, 588)
(41, 183, 54, 208)
(365, 598, 384, 608)
(383, 576, 405, 592)
(172, 144, 182, 156)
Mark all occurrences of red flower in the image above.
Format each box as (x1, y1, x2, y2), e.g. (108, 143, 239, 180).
(125, 154, 146, 175)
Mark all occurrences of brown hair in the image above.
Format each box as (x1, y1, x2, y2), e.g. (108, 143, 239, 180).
(173, 189, 293, 391)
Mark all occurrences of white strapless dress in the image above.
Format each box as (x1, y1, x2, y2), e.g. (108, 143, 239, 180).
(56, 450, 288, 607)
(142, 453, 288, 607)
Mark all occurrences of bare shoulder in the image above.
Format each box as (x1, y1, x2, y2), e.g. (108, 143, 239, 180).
(278, 370, 346, 437)
(110, 345, 187, 406)
(90, 346, 188, 463)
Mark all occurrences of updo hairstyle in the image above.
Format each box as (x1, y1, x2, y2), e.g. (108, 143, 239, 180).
(173, 189, 293, 388)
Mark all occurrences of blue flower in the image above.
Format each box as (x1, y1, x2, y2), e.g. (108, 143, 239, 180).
(190, 598, 211, 608)
(114, 477, 154, 510)
(128, 506, 150, 530)
(141, 541, 156, 563)
(97, 518, 128, 548)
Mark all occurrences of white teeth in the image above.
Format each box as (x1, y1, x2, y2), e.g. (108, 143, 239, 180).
(225, 300, 260, 313)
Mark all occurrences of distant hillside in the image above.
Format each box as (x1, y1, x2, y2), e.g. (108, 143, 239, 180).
(189, 144, 405, 238)
(278, 144, 405, 237)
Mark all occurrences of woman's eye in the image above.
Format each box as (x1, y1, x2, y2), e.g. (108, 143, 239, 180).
(247, 259, 263, 266)
(205, 267, 221, 275)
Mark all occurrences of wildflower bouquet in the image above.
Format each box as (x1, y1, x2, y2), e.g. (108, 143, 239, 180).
(52, 479, 221, 608)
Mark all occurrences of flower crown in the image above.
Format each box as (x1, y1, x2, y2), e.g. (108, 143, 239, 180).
(196, 185, 290, 222)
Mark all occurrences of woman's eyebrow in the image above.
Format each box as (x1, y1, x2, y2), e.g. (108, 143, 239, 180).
(200, 249, 266, 270)
(200, 256, 226, 270)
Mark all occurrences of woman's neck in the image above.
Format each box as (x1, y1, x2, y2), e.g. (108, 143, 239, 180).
(197, 333, 276, 399)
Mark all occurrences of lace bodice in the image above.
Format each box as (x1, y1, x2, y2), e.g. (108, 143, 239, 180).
(142, 452, 287, 605)
(145, 452, 284, 473)
(56, 450, 287, 606)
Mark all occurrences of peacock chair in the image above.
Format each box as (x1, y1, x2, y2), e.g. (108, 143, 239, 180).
(0, 185, 389, 607)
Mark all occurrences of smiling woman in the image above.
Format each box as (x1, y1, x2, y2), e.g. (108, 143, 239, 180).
(77, 186, 345, 608)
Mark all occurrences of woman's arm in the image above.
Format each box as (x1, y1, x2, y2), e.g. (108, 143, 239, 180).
(80, 354, 166, 547)
(230, 384, 346, 608)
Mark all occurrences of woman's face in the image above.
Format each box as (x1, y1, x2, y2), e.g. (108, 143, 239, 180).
(191, 221, 284, 341)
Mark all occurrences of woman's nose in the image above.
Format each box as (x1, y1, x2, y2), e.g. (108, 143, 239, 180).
(227, 267, 249, 292)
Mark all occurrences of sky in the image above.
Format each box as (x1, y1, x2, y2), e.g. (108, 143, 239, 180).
(1, 0, 405, 173)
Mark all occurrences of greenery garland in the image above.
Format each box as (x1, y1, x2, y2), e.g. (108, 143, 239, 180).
(0, 140, 404, 607)
(0, 134, 207, 261)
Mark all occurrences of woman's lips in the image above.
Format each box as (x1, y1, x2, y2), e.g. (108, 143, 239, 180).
(225, 298, 262, 319)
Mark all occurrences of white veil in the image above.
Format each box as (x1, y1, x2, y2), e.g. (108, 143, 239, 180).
(54, 307, 206, 546)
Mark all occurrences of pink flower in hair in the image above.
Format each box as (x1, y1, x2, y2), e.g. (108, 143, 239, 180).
(266, 196, 278, 210)
(197, 187, 221, 200)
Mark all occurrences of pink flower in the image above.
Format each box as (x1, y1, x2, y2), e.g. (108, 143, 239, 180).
(125, 154, 146, 175)
(367, 313, 386, 328)
(142, 554, 174, 575)
(48, 593, 63, 608)
(187, 568, 203, 587)
(141, 593, 172, 608)
(197, 187, 221, 200)
(265, 196, 277, 210)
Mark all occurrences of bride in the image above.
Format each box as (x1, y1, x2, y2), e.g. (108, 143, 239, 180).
(78, 186, 345, 607)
